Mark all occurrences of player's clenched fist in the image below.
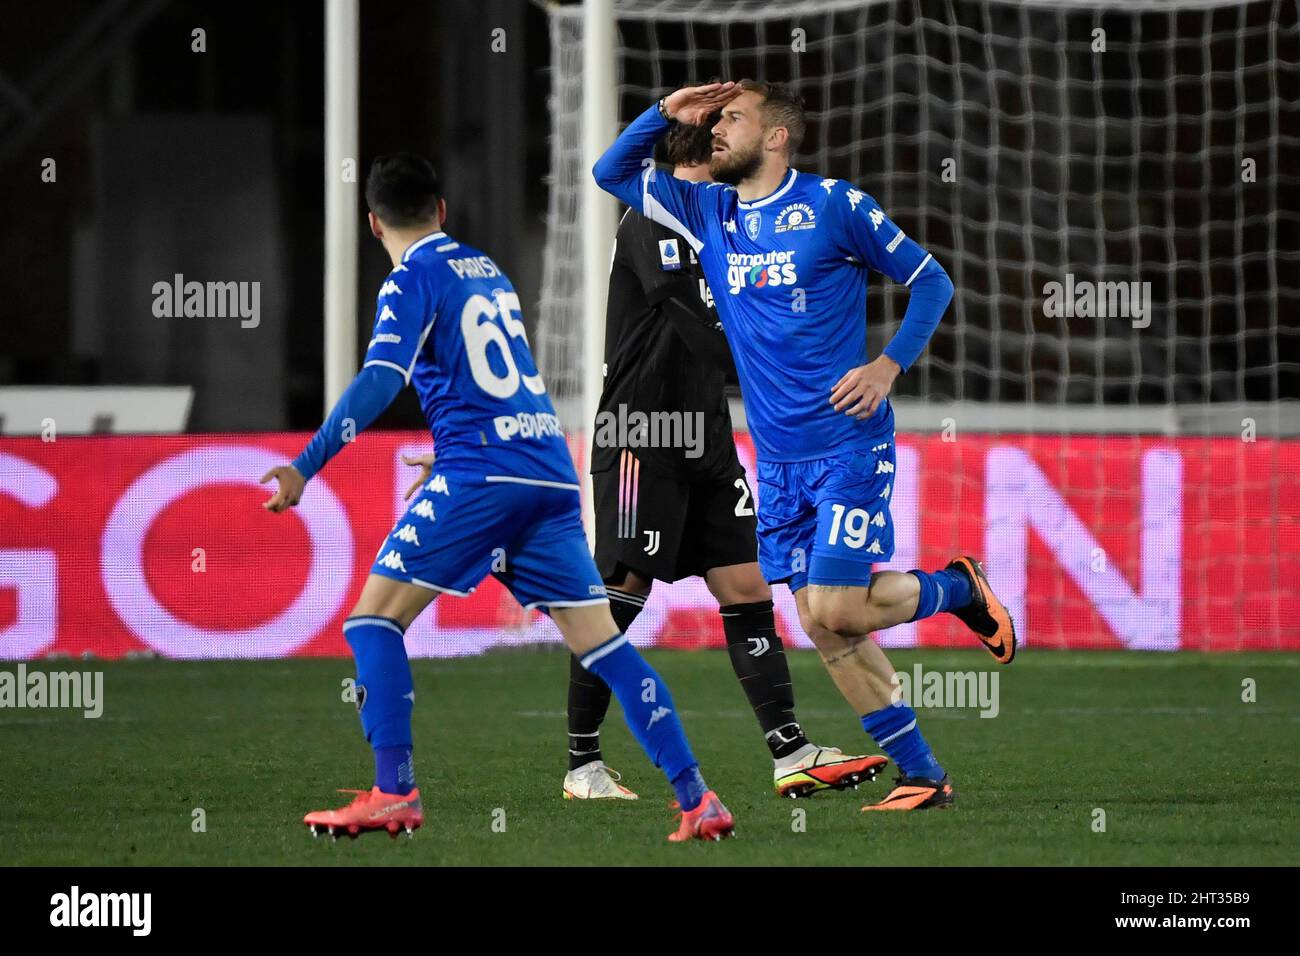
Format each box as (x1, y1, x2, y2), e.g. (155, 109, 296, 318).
(662, 81, 739, 126)
(260, 464, 306, 512)
(830, 355, 901, 420)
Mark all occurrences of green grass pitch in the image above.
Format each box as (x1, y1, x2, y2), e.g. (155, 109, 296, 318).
(2, 649, 1296, 866)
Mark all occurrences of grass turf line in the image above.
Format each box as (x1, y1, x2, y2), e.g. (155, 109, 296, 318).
(1, 650, 1296, 866)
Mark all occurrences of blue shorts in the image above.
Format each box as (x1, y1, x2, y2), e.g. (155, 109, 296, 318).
(370, 471, 608, 611)
(754, 441, 896, 592)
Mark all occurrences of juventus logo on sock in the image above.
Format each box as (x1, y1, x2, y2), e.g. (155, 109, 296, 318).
(765, 721, 805, 747)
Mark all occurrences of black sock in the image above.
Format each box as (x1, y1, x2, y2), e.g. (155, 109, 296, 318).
(721, 600, 810, 760)
(566, 587, 646, 771)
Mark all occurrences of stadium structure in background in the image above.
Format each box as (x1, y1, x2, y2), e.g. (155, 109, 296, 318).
(0, 0, 1296, 659)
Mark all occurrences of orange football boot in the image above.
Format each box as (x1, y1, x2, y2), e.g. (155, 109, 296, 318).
(668, 790, 736, 843)
(304, 786, 423, 840)
(861, 774, 955, 811)
(946, 556, 1016, 664)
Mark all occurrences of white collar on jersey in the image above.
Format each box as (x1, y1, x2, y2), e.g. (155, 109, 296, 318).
(401, 231, 448, 262)
(735, 169, 798, 210)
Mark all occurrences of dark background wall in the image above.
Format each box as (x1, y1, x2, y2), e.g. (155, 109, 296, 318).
(0, 0, 554, 430)
(2, 0, 1295, 428)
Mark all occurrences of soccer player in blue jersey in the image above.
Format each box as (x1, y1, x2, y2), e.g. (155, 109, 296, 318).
(593, 81, 1018, 811)
(260, 154, 733, 842)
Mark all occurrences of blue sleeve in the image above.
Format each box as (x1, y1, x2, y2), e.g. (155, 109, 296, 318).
(361, 262, 437, 384)
(826, 182, 954, 372)
(884, 267, 954, 372)
(592, 104, 719, 252)
(291, 261, 435, 481)
(291, 364, 404, 482)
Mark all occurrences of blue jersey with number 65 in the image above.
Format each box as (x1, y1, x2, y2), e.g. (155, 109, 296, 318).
(362, 231, 577, 486)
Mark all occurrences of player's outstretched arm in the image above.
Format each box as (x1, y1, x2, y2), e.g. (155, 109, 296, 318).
(261, 364, 404, 511)
(591, 82, 738, 239)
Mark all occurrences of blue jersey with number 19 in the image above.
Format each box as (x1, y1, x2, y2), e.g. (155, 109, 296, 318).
(363, 231, 577, 487)
(593, 106, 953, 464)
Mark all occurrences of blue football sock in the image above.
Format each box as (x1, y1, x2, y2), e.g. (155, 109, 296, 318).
(343, 616, 416, 795)
(671, 766, 710, 812)
(861, 703, 946, 781)
(908, 568, 973, 621)
(374, 745, 416, 795)
(579, 634, 705, 808)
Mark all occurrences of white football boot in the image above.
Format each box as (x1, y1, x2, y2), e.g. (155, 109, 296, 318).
(562, 760, 639, 800)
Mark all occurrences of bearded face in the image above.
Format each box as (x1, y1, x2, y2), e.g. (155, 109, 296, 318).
(708, 132, 763, 184)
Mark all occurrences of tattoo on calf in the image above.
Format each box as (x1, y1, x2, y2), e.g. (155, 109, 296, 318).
(823, 639, 864, 666)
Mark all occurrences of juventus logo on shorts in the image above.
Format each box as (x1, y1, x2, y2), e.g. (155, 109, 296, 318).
(618, 449, 640, 539)
(643, 530, 661, 556)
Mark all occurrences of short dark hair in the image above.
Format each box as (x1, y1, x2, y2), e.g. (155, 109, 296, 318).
(736, 79, 806, 156)
(663, 114, 719, 167)
(365, 153, 442, 228)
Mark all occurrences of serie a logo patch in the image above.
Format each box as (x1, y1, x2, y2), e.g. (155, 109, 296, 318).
(658, 238, 681, 270)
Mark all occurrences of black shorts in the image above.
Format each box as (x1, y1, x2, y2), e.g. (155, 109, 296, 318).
(593, 451, 759, 584)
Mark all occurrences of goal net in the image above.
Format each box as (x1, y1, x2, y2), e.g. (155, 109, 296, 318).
(536, 0, 1300, 652)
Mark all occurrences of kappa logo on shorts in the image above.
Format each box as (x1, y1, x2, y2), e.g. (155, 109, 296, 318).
(411, 500, 435, 520)
(392, 524, 420, 545)
(378, 550, 407, 573)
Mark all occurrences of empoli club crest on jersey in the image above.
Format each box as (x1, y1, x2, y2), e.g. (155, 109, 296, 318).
(745, 210, 761, 240)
